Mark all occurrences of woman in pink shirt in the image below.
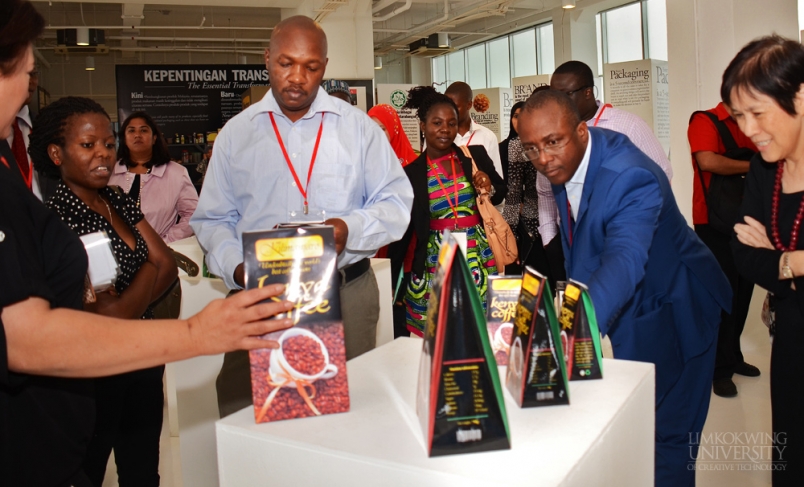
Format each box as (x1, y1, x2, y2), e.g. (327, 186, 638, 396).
(109, 112, 198, 243)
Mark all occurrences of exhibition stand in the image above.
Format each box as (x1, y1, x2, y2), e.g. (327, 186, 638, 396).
(165, 236, 394, 486)
(216, 337, 655, 487)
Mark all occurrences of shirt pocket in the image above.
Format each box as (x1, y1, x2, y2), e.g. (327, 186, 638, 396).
(315, 162, 357, 213)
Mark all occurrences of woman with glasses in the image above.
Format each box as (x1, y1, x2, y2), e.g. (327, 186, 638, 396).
(388, 86, 506, 336)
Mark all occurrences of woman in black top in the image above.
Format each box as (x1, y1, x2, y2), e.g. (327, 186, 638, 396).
(30, 97, 176, 486)
(388, 86, 506, 336)
(725, 36, 804, 486)
(498, 101, 524, 183)
(1, 7, 292, 485)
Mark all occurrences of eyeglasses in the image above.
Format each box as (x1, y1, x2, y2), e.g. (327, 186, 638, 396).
(522, 139, 571, 161)
(563, 85, 591, 97)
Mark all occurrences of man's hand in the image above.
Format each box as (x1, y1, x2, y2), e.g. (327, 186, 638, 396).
(734, 216, 774, 250)
(325, 218, 349, 254)
(186, 283, 294, 355)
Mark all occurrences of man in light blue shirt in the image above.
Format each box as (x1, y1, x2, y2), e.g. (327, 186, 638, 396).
(191, 16, 413, 416)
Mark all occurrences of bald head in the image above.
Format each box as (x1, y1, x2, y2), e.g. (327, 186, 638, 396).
(265, 15, 329, 122)
(270, 15, 327, 57)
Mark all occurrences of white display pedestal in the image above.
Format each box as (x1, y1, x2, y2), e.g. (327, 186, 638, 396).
(166, 236, 395, 487)
(216, 337, 655, 487)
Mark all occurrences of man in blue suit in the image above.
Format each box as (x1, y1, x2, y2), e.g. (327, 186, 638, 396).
(517, 90, 731, 486)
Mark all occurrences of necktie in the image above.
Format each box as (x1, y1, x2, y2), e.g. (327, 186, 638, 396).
(11, 119, 31, 190)
(567, 199, 573, 245)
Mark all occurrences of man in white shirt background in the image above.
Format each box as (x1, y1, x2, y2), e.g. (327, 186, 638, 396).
(444, 81, 504, 181)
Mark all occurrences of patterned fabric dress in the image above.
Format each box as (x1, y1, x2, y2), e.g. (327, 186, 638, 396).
(405, 152, 497, 334)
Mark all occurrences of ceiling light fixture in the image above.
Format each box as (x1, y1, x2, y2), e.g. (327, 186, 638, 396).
(437, 33, 450, 48)
(562, 0, 576, 8)
(85, 56, 95, 71)
(76, 27, 90, 46)
(374, 56, 383, 70)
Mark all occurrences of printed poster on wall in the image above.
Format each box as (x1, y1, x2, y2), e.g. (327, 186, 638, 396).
(602, 59, 670, 156)
(115, 64, 269, 139)
(512, 75, 551, 103)
(470, 87, 514, 142)
(376, 84, 421, 151)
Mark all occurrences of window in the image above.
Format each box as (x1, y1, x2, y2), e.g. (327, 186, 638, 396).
(466, 44, 487, 89)
(487, 38, 511, 88)
(536, 23, 555, 75)
(597, 0, 668, 66)
(511, 29, 537, 78)
(447, 51, 466, 86)
(431, 22, 554, 88)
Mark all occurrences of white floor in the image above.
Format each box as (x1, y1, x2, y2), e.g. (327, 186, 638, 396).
(101, 288, 774, 487)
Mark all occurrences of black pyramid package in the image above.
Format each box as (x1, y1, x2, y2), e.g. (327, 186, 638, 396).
(242, 225, 350, 423)
(485, 276, 521, 366)
(557, 280, 603, 381)
(505, 266, 570, 408)
(416, 233, 510, 457)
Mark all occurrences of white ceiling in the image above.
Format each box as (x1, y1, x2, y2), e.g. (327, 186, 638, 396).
(32, 1, 572, 59)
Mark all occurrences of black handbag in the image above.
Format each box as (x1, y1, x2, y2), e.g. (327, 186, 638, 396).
(690, 111, 756, 235)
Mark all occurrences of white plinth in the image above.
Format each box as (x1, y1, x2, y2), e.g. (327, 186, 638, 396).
(216, 337, 655, 487)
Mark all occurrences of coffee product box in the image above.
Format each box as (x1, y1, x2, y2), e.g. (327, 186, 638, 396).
(558, 280, 604, 381)
(505, 266, 570, 407)
(486, 276, 522, 366)
(417, 232, 510, 456)
(243, 226, 349, 423)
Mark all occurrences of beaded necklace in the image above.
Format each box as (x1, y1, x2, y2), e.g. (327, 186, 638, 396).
(771, 161, 804, 251)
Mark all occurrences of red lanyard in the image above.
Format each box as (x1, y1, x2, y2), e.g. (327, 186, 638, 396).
(269, 112, 325, 215)
(593, 104, 612, 127)
(466, 131, 475, 146)
(0, 155, 32, 189)
(0, 156, 9, 170)
(427, 153, 461, 225)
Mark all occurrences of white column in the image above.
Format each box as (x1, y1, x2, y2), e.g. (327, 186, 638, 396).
(552, 6, 599, 71)
(666, 0, 799, 222)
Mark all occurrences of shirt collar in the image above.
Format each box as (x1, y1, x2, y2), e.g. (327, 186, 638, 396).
(113, 161, 168, 177)
(568, 132, 593, 187)
(255, 86, 341, 122)
(16, 105, 31, 128)
(591, 100, 607, 122)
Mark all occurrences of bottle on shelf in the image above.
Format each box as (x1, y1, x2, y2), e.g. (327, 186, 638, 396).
(180, 134, 185, 144)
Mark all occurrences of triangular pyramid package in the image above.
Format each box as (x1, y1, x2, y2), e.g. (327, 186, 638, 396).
(557, 280, 603, 381)
(242, 225, 350, 423)
(505, 266, 570, 408)
(486, 276, 521, 366)
(416, 232, 510, 457)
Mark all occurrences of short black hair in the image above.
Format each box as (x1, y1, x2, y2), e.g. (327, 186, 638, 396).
(30, 96, 110, 180)
(553, 60, 595, 88)
(522, 89, 582, 127)
(721, 35, 804, 116)
(0, 0, 44, 75)
(507, 101, 526, 139)
(404, 86, 458, 123)
(444, 81, 472, 102)
(118, 111, 171, 168)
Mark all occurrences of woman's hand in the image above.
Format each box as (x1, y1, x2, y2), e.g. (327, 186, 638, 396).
(473, 170, 492, 194)
(734, 216, 774, 250)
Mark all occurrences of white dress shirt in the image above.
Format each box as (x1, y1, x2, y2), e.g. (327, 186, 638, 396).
(190, 87, 414, 290)
(454, 120, 504, 179)
(564, 134, 593, 221)
(4, 105, 42, 200)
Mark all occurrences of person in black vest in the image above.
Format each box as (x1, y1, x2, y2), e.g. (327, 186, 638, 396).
(688, 103, 760, 397)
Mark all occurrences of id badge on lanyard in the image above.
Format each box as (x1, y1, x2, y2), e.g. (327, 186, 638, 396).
(287, 207, 327, 224)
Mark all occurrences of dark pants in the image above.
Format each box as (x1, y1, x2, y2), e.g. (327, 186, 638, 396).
(82, 365, 165, 487)
(216, 266, 380, 417)
(654, 339, 718, 487)
(695, 224, 754, 380)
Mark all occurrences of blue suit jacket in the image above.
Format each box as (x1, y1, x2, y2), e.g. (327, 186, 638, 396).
(554, 128, 731, 401)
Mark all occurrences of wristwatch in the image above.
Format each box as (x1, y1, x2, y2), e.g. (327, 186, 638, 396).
(488, 185, 496, 197)
(782, 252, 794, 279)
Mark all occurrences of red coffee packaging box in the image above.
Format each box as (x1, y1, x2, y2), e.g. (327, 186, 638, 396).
(505, 266, 570, 407)
(242, 226, 349, 423)
(557, 280, 604, 381)
(416, 233, 510, 457)
(486, 276, 521, 366)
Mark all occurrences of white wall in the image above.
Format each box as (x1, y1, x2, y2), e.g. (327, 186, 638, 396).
(666, 0, 800, 222)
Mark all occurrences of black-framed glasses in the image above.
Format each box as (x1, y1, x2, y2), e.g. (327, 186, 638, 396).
(563, 85, 591, 97)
